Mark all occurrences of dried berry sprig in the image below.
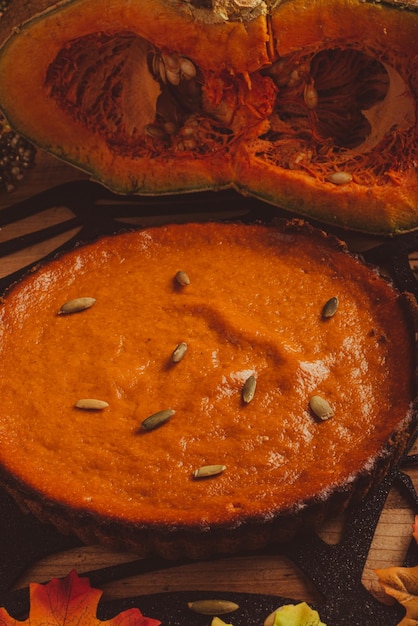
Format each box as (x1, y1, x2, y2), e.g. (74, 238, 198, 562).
(0, 0, 9, 19)
(0, 112, 37, 192)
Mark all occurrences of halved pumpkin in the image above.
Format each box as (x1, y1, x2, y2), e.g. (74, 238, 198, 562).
(0, 0, 417, 234)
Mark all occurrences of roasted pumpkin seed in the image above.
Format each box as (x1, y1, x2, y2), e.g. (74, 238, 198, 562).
(75, 398, 109, 410)
(242, 374, 257, 403)
(58, 297, 96, 315)
(309, 395, 334, 421)
(188, 599, 239, 615)
(172, 341, 188, 363)
(193, 464, 226, 479)
(141, 408, 175, 431)
(175, 270, 190, 286)
(322, 296, 339, 319)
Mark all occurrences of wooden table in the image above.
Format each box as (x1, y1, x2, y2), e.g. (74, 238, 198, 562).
(0, 152, 417, 625)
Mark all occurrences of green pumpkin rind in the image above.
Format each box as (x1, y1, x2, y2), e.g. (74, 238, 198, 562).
(0, 0, 418, 234)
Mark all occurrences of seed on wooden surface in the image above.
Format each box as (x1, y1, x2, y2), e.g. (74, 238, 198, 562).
(172, 341, 188, 363)
(58, 297, 96, 315)
(309, 395, 334, 421)
(193, 464, 226, 479)
(242, 374, 257, 404)
(75, 398, 109, 410)
(175, 270, 190, 286)
(188, 599, 239, 615)
(326, 171, 353, 185)
(322, 296, 339, 319)
(141, 409, 175, 431)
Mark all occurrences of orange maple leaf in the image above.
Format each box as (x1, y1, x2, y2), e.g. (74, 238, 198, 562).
(0, 570, 160, 626)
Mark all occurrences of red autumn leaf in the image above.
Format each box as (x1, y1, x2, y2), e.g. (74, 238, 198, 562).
(0, 569, 160, 626)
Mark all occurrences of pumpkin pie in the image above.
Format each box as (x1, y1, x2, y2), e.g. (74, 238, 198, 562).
(0, 220, 415, 558)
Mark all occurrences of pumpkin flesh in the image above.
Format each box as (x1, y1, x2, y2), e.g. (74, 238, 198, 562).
(238, 0, 418, 231)
(0, 0, 417, 233)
